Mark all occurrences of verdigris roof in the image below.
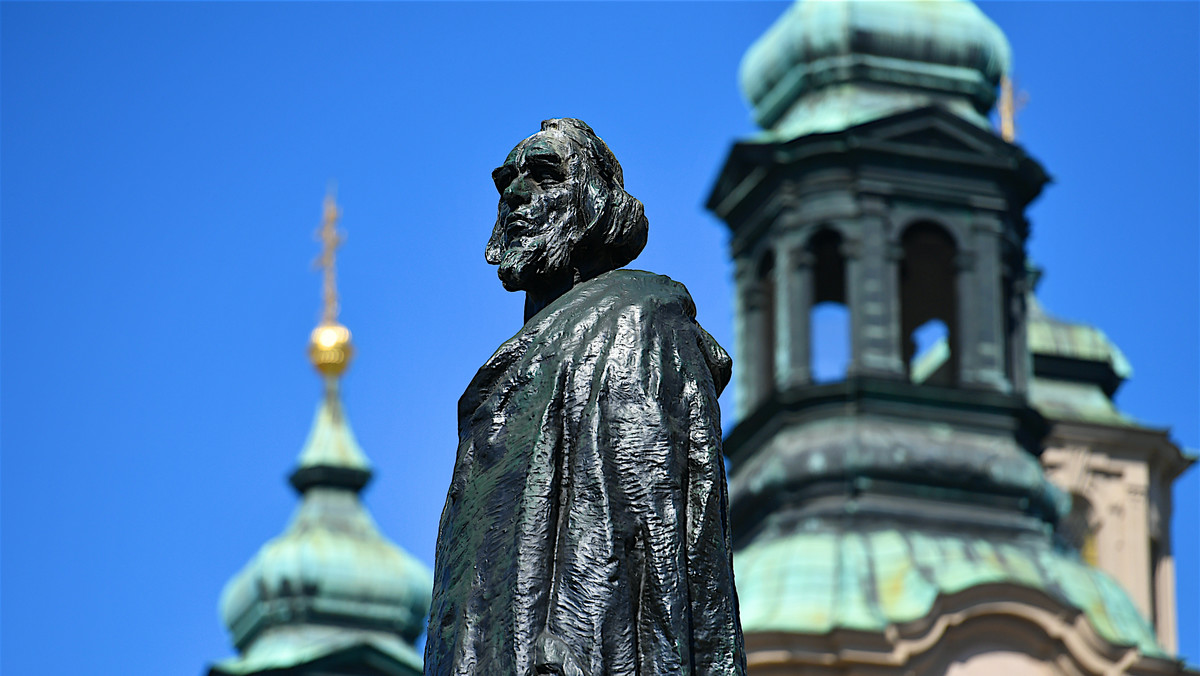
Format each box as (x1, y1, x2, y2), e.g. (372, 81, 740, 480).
(740, 0, 1010, 138)
(1028, 296, 1132, 380)
(735, 525, 1164, 657)
(214, 386, 432, 676)
(1029, 378, 1131, 427)
(293, 388, 372, 475)
(1027, 295, 1137, 426)
(210, 625, 423, 676)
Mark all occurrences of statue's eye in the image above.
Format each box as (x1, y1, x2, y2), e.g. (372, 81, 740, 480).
(492, 166, 515, 193)
(529, 162, 563, 185)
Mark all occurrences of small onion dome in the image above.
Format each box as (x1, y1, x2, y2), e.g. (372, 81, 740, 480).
(740, 0, 1011, 137)
(309, 323, 354, 377)
(216, 389, 432, 674)
(217, 486, 433, 656)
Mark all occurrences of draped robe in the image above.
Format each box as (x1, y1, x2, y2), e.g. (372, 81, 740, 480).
(425, 269, 745, 676)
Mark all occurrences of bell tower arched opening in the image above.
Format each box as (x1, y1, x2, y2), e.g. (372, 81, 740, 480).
(808, 229, 849, 382)
(900, 222, 959, 386)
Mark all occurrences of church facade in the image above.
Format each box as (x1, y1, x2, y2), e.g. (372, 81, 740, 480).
(707, 1, 1194, 674)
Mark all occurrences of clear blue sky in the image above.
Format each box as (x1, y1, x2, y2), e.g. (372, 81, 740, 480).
(2, 3, 1196, 674)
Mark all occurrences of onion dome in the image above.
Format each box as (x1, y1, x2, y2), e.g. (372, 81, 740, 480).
(740, 0, 1011, 138)
(210, 194, 431, 676)
(214, 384, 432, 676)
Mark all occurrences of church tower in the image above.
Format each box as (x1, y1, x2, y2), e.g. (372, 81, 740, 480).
(208, 195, 432, 676)
(707, 2, 1193, 674)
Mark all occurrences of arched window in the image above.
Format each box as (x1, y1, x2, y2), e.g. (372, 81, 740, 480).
(808, 229, 848, 382)
(900, 223, 958, 386)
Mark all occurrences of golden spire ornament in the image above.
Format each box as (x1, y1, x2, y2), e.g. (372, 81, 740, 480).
(308, 189, 354, 378)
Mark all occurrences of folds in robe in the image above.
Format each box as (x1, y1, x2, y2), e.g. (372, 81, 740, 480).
(426, 269, 745, 676)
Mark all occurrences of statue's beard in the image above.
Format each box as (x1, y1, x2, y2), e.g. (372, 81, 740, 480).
(495, 188, 604, 293)
(497, 232, 575, 292)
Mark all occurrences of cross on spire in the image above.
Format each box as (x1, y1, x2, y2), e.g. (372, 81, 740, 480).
(998, 75, 1029, 143)
(316, 188, 344, 326)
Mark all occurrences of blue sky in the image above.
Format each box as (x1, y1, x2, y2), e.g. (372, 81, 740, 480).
(2, 2, 1196, 674)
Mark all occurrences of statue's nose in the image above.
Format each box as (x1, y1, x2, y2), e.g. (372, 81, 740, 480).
(502, 175, 532, 209)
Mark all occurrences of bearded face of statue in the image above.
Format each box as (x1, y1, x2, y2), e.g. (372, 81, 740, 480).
(488, 130, 601, 292)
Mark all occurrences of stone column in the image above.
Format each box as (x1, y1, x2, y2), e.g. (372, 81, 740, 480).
(885, 241, 907, 379)
(1151, 472, 1179, 653)
(733, 262, 757, 422)
(1156, 546, 1179, 653)
(1123, 474, 1154, 625)
(954, 247, 977, 388)
(1007, 255, 1031, 397)
(735, 260, 771, 420)
(854, 206, 905, 378)
(843, 234, 866, 377)
(775, 240, 812, 389)
(965, 215, 1011, 393)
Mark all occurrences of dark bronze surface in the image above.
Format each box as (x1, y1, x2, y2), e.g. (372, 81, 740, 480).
(426, 119, 745, 675)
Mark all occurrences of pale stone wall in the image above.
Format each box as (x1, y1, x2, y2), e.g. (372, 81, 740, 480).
(1040, 423, 1188, 654)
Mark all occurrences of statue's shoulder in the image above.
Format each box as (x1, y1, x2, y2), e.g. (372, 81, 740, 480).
(586, 269, 697, 319)
(587, 269, 731, 394)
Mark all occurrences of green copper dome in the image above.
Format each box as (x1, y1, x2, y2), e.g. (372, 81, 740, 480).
(740, 0, 1011, 137)
(214, 383, 432, 676)
(735, 525, 1165, 657)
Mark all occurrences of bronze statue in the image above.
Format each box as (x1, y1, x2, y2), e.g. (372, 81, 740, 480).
(426, 119, 745, 676)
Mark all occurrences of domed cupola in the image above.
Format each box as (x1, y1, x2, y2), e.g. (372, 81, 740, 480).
(740, 0, 1011, 137)
(209, 194, 432, 676)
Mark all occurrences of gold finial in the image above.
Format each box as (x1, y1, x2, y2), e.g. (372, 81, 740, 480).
(998, 75, 1028, 143)
(309, 187, 354, 378)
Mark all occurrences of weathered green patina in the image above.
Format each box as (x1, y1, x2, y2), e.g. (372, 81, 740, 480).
(1027, 299, 1133, 379)
(739, 0, 1010, 138)
(1026, 295, 1140, 426)
(734, 526, 1164, 656)
(212, 382, 431, 676)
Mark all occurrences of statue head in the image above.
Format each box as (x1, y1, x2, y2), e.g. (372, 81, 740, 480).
(485, 118, 647, 295)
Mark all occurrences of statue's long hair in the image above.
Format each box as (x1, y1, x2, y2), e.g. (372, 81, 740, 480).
(485, 118, 648, 277)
